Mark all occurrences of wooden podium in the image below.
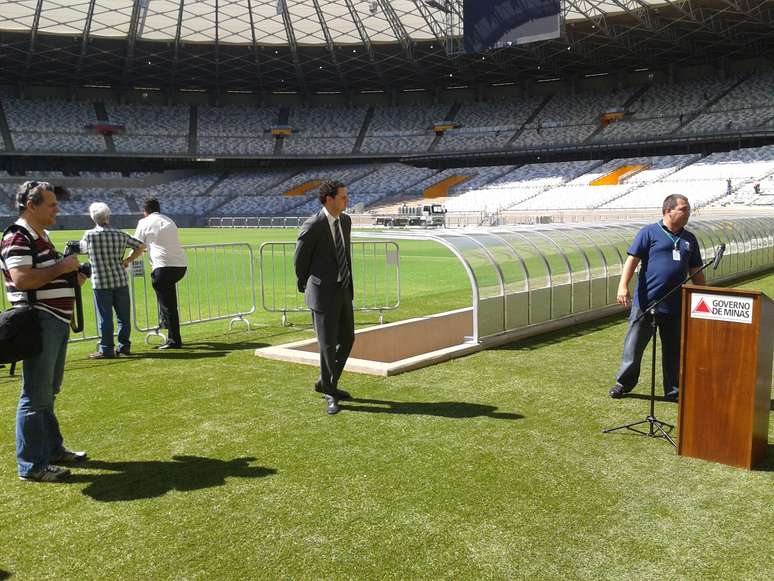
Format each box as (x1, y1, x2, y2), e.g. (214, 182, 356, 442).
(678, 285, 773, 469)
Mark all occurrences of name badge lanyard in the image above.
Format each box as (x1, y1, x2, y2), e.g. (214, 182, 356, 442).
(660, 220, 682, 261)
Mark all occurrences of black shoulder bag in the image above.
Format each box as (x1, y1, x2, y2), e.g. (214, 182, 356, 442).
(0, 224, 43, 364)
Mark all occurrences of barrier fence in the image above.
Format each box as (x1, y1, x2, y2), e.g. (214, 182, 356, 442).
(129, 242, 256, 344)
(2, 239, 398, 352)
(259, 241, 400, 325)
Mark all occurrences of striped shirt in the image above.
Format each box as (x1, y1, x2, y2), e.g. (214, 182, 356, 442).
(80, 225, 143, 289)
(1, 218, 75, 323)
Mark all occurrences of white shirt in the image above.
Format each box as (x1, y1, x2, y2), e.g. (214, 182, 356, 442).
(322, 207, 346, 282)
(134, 212, 187, 269)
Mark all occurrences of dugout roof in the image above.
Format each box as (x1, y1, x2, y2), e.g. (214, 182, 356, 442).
(0, 0, 772, 93)
(356, 215, 774, 342)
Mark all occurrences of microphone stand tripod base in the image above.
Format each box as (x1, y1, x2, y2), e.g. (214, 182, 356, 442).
(603, 415, 676, 447)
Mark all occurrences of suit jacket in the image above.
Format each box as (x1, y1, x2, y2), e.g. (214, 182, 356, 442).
(294, 209, 354, 312)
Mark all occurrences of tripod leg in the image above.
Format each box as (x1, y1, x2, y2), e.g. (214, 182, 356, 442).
(650, 420, 677, 447)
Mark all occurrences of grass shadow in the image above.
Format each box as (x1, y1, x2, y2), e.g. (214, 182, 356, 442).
(624, 393, 678, 404)
(67, 456, 276, 502)
(176, 341, 270, 350)
(755, 445, 774, 472)
(341, 398, 523, 420)
(493, 313, 626, 352)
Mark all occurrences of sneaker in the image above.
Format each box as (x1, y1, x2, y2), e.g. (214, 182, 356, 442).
(664, 391, 679, 402)
(19, 465, 71, 482)
(89, 352, 114, 360)
(609, 385, 633, 399)
(50, 448, 88, 464)
(116, 348, 131, 357)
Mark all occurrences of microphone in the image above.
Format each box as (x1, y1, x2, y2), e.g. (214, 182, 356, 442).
(712, 243, 726, 270)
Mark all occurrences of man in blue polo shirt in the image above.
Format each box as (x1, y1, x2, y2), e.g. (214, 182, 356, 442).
(609, 194, 705, 402)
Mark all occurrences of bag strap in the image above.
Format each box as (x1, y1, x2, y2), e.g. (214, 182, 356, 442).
(1, 224, 38, 305)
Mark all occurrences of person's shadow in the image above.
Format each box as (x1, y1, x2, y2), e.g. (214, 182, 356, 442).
(341, 398, 523, 420)
(67, 456, 276, 502)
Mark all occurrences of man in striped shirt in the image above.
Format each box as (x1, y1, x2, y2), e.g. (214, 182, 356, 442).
(1, 181, 87, 482)
(80, 202, 145, 359)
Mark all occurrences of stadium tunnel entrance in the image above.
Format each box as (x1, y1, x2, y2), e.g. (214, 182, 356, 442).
(255, 216, 774, 376)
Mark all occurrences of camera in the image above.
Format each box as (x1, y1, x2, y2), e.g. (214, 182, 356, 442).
(64, 240, 91, 278)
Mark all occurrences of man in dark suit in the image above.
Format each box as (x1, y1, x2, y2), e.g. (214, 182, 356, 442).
(294, 181, 355, 415)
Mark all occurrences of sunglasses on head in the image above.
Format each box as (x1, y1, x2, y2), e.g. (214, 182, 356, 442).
(17, 181, 53, 210)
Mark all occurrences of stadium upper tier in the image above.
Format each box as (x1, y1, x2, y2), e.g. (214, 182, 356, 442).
(2, 144, 774, 218)
(2, 72, 774, 157)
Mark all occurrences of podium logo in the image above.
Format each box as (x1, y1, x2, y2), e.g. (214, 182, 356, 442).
(690, 293, 753, 325)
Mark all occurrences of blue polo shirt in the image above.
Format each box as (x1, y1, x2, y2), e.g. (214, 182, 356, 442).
(629, 221, 702, 315)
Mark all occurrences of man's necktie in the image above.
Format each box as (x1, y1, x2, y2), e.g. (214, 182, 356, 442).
(333, 219, 351, 288)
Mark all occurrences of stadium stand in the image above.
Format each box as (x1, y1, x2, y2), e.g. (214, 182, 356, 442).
(284, 136, 357, 156)
(2, 96, 104, 153)
(107, 103, 189, 154)
(347, 164, 438, 197)
(436, 96, 546, 152)
(57, 190, 133, 216)
(514, 155, 701, 210)
(605, 145, 774, 208)
(360, 103, 448, 153)
(197, 104, 277, 156)
(444, 160, 604, 212)
(210, 169, 299, 197)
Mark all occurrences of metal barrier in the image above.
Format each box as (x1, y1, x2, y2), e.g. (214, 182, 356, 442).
(129, 243, 256, 344)
(259, 240, 400, 325)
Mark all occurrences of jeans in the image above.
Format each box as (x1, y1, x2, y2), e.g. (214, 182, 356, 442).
(16, 310, 70, 477)
(94, 286, 131, 356)
(615, 306, 681, 396)
(151, 267, 187, 345)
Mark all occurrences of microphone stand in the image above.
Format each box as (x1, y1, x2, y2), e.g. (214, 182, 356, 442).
(603, 247, 721, 447)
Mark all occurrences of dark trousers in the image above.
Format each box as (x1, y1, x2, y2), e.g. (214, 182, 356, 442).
(615, 306, 681, 396)
(151, 266, 187, 345)
(312, 287, 355, 393)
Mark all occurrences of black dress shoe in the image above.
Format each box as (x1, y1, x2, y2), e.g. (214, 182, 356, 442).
(609, 385, 633, 399)
(323, 395, 340, 415)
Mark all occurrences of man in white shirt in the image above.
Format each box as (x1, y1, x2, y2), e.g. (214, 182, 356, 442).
(134, 198, 187, 349)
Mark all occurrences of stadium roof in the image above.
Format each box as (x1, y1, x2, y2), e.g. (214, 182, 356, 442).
(0, 0, 666, 45)
(0, 0, 772, 94)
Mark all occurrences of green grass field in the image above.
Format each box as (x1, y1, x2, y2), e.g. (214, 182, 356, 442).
(1, 228, 772, 580)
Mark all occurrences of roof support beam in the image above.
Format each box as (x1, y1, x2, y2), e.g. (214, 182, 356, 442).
(22, 0, 44, 81)
(343, 0, 387, 86)
(563, 0, 641, 61)
(169, 0, 186, 89)
(277, 0, 307, 93)
(410, 0, 446, 46)
(245, 0, 264, 93)
(660, 0, 740, 42)
(74, 0, 98, 83)
(376, 0, 414, 63)
(122, 0, 146, 89)
(214, 0, 221, 96)
(609, 0, 696, 54)
(311, 0, 349, 90)
(718, 0, 774, 33)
